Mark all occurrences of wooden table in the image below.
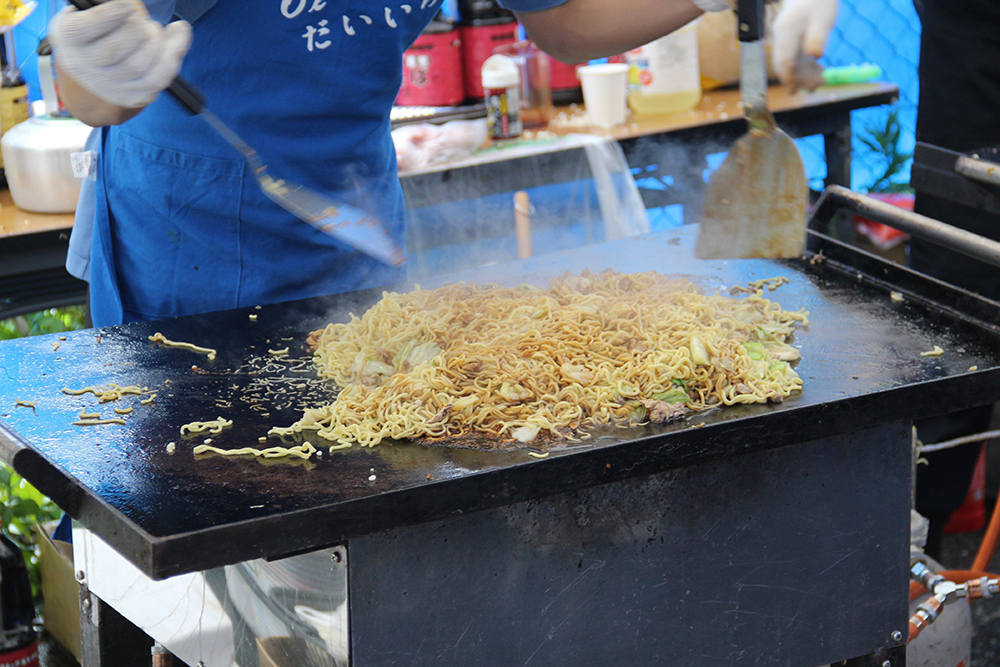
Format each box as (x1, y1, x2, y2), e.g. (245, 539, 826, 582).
(0, 189, 74, 237)
(0, 190, 84, 320)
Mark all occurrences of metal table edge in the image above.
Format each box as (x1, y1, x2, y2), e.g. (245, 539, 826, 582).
(1, 421, 160, 576)
(138, 371, 1000, 580)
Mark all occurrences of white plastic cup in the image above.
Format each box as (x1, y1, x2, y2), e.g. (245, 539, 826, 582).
(577, 63, 629, 128)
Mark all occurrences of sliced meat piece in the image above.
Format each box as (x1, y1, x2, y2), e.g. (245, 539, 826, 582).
(427, 404, 454, 424)
(641, 399, 688, 424)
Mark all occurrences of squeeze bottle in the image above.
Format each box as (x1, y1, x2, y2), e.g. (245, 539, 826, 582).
(482, 54, 523, 140)
(627, 22, 701, 115)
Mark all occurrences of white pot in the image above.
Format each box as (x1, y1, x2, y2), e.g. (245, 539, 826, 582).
(1, 115, 92, 214)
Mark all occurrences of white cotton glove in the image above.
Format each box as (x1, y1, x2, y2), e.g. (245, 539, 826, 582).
(691, 0, 736, 11)
(771, 0, 839, 89)
(49, 0, 192, 109)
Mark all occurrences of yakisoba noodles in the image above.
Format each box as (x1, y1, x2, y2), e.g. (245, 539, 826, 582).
(279, 270, 808, 448)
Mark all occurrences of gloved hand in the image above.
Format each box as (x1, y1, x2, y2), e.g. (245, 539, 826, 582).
(690, 0, 737, 10)
(771, 0, 839, 90)
(49, 0, 191, 109)
(690, 0, 780, 13)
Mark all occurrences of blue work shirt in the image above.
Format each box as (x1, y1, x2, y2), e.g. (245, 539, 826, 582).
(70, 0, 568, 326)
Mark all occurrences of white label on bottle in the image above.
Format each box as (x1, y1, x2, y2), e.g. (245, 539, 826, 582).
(71, 151, 98, 181)
(485, 87, 523, 139)
(628, 27, 699, 96)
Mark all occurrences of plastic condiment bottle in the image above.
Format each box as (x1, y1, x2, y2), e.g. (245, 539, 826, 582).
(626, 21, 701, 115)
(482, 54, 523, 140)
(0, 33, 30, 182)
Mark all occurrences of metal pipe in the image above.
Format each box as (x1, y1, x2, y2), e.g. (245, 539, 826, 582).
(810, 185, 1000, 269)
(907, 561, 1000, 643)
(910, 560, 946, 593)
(956, 155, 1000, 188)
(920, 429, 1000, 454)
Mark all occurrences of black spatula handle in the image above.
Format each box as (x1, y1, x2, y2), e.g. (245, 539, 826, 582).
(737, 0, 764, 42)
(63, 0, 205, 114)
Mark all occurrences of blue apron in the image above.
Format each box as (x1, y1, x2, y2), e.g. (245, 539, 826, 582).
(88, 0, 434, 326)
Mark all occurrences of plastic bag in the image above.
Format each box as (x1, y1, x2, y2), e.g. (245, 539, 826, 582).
(400, 132, 650, 281)
(392, 119, 488, 173)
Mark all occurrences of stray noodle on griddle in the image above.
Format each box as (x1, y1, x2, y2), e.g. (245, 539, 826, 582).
(275, 270, 808, 449)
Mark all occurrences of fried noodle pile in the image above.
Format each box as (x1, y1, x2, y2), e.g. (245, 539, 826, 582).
(282, 270, 808, 448)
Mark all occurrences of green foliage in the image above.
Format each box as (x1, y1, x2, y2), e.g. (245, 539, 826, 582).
(0, 307, 84, 608)
(858, 108, 914, 194)
(0, 306, 86, 340)
(0, 465, 63, 607)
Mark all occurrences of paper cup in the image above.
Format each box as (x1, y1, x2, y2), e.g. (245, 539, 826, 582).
(577, 63, 629, 128)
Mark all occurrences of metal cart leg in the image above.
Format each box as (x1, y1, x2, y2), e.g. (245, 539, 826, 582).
(821, 113, 856, 242)
(80, 583, 156, 667)
(824, 112, 853, 190)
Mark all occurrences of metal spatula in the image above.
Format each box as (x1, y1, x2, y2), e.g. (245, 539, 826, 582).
(67, 0, 405, 267)
(695, 0, 807, 260)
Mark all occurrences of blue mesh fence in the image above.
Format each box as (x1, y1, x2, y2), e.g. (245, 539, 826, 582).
(803, 0, 921, 192)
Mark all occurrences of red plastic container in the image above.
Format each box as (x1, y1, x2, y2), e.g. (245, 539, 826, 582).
(0, 640, 38, 667)
(397, 19, 464, 107)
(550, 59, 582, 105)
(460, 19, 519, 100)
(943, 443, 988, 535)
(853, 192, 915, 250)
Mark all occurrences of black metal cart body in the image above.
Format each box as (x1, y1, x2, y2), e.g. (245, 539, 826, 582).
(2, 222, 999, 666)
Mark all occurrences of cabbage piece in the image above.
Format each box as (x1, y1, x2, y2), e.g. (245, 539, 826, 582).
(627, 402, 648, 424)
(689, 336, 710, 365)
(511, 424, 541, 442)
(452, 395, 479, 412)
(352, 352, 366, 374)
(360, 359, 395, 384)
(748, 359, 770, 379)
(769, 362, 801, 381)
(407, 342, 441, 367)
(561, 362, 595, 385)
(499, 382, 532, 402)
(752, 324, 792, 341)
(734, 305, 762, 323)
(651, 387, 689, 404)
(742, 341, 766, 360)
(391, 339, 418, 368)
(763, 341, 801, 362)
(391, 340, 441, 369)
(616, 381, 639, 398)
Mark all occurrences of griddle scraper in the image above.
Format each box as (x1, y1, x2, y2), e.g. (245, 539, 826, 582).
(695, 0, 807, 259)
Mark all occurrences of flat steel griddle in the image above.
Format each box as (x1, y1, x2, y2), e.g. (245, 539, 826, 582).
(2, 225, 1000, 580)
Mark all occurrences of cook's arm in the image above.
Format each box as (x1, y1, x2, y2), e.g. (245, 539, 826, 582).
(513, 0, 705, 64)
(49, 0, 191, 127)
(55, 63, 145, 127)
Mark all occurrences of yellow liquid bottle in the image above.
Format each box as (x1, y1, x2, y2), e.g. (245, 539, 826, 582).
(627, 22, 701, 116)
(0, 33, 30, 173)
